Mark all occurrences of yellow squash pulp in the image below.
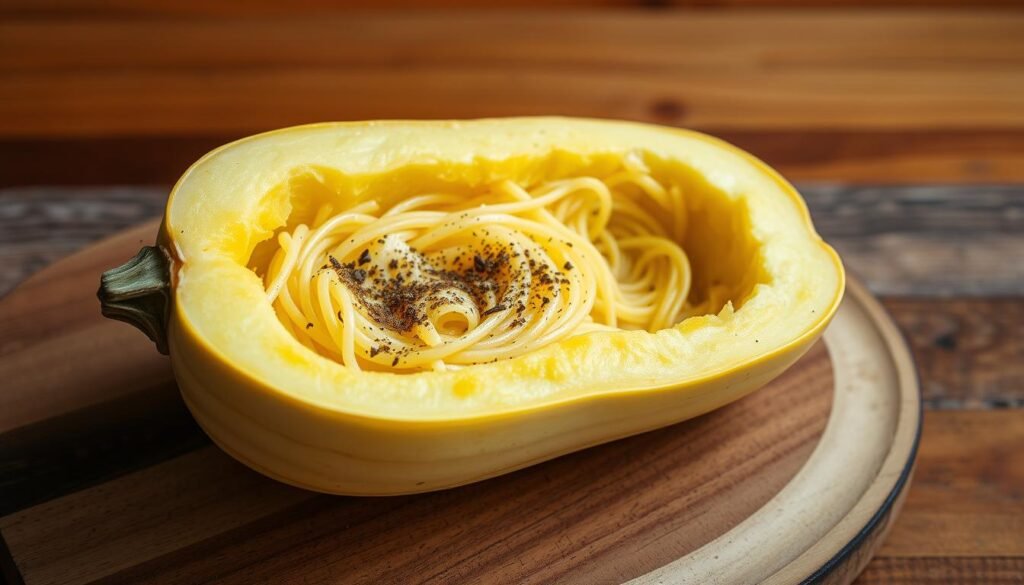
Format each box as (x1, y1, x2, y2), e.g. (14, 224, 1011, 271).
(153, 118, 844, 494)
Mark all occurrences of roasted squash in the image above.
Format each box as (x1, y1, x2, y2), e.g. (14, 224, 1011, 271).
(99, 118, 844, 495)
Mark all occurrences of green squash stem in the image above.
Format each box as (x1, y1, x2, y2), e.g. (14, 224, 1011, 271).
(97, 246, 172, 355)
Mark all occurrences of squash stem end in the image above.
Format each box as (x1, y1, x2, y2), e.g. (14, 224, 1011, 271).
(98, 245, 171, 355)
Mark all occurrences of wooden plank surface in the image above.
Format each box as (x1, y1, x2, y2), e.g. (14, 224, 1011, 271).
(2, 0, 1019, 18)
(878, 410, 1024, 559)
(8, 129, 1024, 186)
(858, 557, 1024, 584)
(7, 13, 1023, 74)
(4, 13, 1022, 137)
(884, 298, 1024, 409)
(3, 11, 1024, 184)
(861, 410, 1024, 584)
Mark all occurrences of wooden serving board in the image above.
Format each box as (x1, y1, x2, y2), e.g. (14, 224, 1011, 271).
(0, 221, 920, 585)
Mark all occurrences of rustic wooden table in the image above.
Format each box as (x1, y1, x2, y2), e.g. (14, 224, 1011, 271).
(1, 4, 1022, 584)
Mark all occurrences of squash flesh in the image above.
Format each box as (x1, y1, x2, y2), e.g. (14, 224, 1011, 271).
(159, 118, 843, 493)
(165, 118, 841, 421)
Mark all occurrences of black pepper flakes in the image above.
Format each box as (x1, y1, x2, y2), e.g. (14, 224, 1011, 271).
(327, 243, 518, 337)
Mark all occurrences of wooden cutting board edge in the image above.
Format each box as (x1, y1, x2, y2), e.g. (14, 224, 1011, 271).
(773, 279, 921, 584)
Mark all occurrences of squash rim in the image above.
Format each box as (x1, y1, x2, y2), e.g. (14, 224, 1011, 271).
(162, 117, 846, 423)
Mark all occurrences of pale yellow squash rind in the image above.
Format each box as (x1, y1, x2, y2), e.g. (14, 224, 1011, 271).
(159, 118, 843, 494)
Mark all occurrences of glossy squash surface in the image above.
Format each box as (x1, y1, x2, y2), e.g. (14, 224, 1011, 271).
(114, 118, 844, 494)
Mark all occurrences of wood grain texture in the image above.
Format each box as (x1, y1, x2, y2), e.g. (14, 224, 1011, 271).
(6, 67, 1018, 137)
(0, 346, 834, 585)
(0, 381, 206, 517)
(875, 410, 1024, 559)
(802, 184, 1024, 296)
(856, 557, 1024, 584)
(0, 187, 166, 293)
(8, 129, 1024, 187)
(17, 393, 1021, 583)
(6, 12, 1023, 74)
(3, 11, 1024, 184)
(1, 12, 1023, 139)
(883, 298, 1024, 409)
(852, 410, 1024, 583)
(715, 129, 1024, 184)
(0, 220, 165, 433)
(2, 0, 1019, 18)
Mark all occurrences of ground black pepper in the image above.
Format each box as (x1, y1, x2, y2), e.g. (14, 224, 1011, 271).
(325, 237, 568, 358)
(482, 304, 507, 316)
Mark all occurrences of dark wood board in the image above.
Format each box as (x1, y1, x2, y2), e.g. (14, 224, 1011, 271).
(0, 215, 923, 584)
(0, 220, 842, 584)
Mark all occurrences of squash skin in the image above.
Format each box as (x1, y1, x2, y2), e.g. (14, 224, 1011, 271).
(157, 118, 844, 495)
(171, 318, 821, 494)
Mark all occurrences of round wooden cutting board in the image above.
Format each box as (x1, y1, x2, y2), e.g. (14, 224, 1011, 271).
(0, 222, 920, 585)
